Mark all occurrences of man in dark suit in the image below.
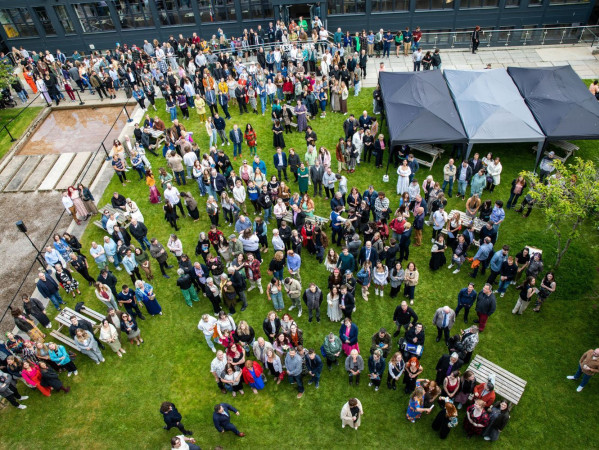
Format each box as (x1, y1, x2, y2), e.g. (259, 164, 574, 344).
(339, 284, 355, 319)
(212, 403, 245, 437)
(469, 153, 483, 174)
(435, 352, 463, 385)
(112, 225, 131, 247)
(291, 205, 306, 230)
(358, 241, 378, 266)
(409, 195, 427, 215)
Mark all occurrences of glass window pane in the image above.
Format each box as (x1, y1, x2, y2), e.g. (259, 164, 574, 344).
(482, 0, 499, 6)
(528, 0, 542, 4)
(114, 0, 154, 29)
(416, 0, 430, 9)
(33, 6, 56, 36)
(73, 3, 115, 32)
(328, 0, 343, 15)
(356, 0, 366, 12)
(53, 5, 75, 34)
(395, 0, 410, 10)
(505, 0, 520, 6)
(0, 8, 38, 38)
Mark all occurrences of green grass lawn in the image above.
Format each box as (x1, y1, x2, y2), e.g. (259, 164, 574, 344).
(1, 88, 599, 450)
(0, 106, 43, 160)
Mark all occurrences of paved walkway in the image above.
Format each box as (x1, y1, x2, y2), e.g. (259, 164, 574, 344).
(361, 44, 599, 87)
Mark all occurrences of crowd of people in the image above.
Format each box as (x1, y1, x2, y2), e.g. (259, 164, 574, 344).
(2, 20, 591, 449)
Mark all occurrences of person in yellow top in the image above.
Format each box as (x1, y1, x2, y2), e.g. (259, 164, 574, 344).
(146, 169, 161, 204)
(195, 94, 207, 123)
(218, 79, 228, 96)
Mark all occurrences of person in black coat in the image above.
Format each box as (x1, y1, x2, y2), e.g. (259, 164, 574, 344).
(22, 294, 51, 328)
(403, 323, 425, 359)
(129, 219, 150, 250)
(291, 205, 306, 230)
(160, 402, 193, 435)
(213, 403, 245, 436)
(97, 269, 119, 298)
(229, 266, 248, 311)
(39, 362, 70, 394)
(358, 242, 378, 266)
(339, 285, 355, 319)
(111, 192, 127, 210)
(68, 315, 105, 350)
(435, 352, 463, 385)
(263, 313, 281, 343)
(392, 301, 419, 337)
(112, 225, 131, 247)
(398, 223, 412, 263)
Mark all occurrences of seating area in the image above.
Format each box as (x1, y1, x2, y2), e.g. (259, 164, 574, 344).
(93, 204, 130, 230)
(467, 355, 527, 406)
(532, 140, 579, 163)
(51, 306, 100, 351)
(409, 143, 445, 170)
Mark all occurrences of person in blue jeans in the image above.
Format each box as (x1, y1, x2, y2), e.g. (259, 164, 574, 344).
(305, 349, 323, 388)
(285, 348, 305, 398)
(36, 270, 66, 311)
(567, 348, 599, 392)
(229, 124, 244, 158)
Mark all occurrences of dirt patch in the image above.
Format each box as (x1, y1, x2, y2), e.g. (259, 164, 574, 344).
(0, 191, 72, 332)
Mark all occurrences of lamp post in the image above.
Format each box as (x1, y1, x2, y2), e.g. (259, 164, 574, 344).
(16, 220, 46, 268)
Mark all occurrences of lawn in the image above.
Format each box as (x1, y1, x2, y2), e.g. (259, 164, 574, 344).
(1, 87, 598, 450)
(0, 106, 43, 160)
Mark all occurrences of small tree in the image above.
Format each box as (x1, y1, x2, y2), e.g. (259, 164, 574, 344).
(523, 157, 599, 268)
(0, 62, 15, 90)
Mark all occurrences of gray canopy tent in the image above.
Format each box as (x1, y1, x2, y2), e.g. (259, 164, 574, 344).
(443, 69, 546, 164)
(378, 70, 467, 147)
(507, 65, 599, 163)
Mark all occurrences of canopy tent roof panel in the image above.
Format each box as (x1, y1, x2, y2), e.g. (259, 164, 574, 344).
(507, 65, 599, 141)
(379, 71, 467, 146)
(443, 69, 545, 144)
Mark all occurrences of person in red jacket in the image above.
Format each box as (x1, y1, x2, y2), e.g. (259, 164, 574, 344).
(241, 360, 265, 394)
(473, 377, 496, 408)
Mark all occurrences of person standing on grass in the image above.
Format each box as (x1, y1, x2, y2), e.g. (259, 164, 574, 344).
(0, 370, 29, 409)
(341, 398, 364, 430)
(177, 268, 199, 307)
(474, 283, 496, 331)
(285, 347, 305, 398)
(567, 348, 599, 392)
(170, 435, 200, 450)
(213, 403, 245, 437)
(161, 402, 193, 436)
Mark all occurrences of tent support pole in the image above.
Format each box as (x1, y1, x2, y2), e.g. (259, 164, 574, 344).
(534, 141, 546, 173)
(465, 143, 474, 161)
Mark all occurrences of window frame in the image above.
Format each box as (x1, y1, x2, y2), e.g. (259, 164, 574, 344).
(0, 8, 38, 39)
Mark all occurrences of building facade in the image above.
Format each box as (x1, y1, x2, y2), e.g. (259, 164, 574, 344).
(0, 0, 594, 55)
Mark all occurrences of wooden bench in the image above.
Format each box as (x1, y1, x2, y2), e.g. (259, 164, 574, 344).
(467, 355, 527, 405)
(54, 307, 98, 335)
(282, 211, 330, 229)
(93, 204, 130, 231)
(409, 143, 445, 170)
(532, 140, 579, 163)
(49, 330, 79, 352)
(440, 210, 485, 245)
(76, 305, 106, 322)
(525, 245, 542, 256)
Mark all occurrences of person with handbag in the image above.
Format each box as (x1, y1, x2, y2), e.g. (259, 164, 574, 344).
(134, 280, 162, 317)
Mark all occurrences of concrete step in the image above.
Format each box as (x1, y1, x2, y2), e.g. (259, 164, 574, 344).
(55, 152, 93, 191)
(21, 154, 59, 191)
(0, 155, 27, 191)
(81, 150, 109, 188)
(38, 153, 75, 191)
(3, 155, 43, 192)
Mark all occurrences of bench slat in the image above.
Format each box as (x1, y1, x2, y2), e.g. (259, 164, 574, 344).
(472, 355, 527, 386)
(49, 330, 79, 351)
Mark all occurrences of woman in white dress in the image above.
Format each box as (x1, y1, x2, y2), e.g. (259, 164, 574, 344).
(371, 261, 389, 297)
(125, 198, 144, 223)
(324, 248, 339, 273)
(396, 159, 411, 195)
(327, 286, 343, 322)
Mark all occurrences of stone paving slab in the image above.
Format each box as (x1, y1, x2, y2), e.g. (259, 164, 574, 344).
(38, 153, 74, 191)
(3, 156, 42, 192)
(81, 151, 109, 188)
(21, 154, 59, 192)
(55, 152, 93, 191)
(0, 156, 26, 191)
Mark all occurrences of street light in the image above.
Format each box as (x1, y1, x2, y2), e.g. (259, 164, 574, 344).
(16, 220, 46, 268)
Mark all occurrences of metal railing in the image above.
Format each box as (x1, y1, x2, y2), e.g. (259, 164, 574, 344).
(418, 25, 599, 50)
(0, 97, 136, 332)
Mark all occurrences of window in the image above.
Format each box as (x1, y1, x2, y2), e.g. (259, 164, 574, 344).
(73, 3, 115, 32)
(371, 0, 409, 10)
(197, 0, 237, 22)
(528, 0, 543, 5)
(505, 0, 520, 6)
(53, 5, 75, 34)
(0, 8, 37, 38)
(416, 0, 455, 9)
(460, 0, 498, 7)
(154, 0, 195, 26)
(549, 0, 589, 3)
(33, 6, 56, 36)
(241, 0, 273, 20)
(328, 0, 366, 14)
(114, 0, 154, 28)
